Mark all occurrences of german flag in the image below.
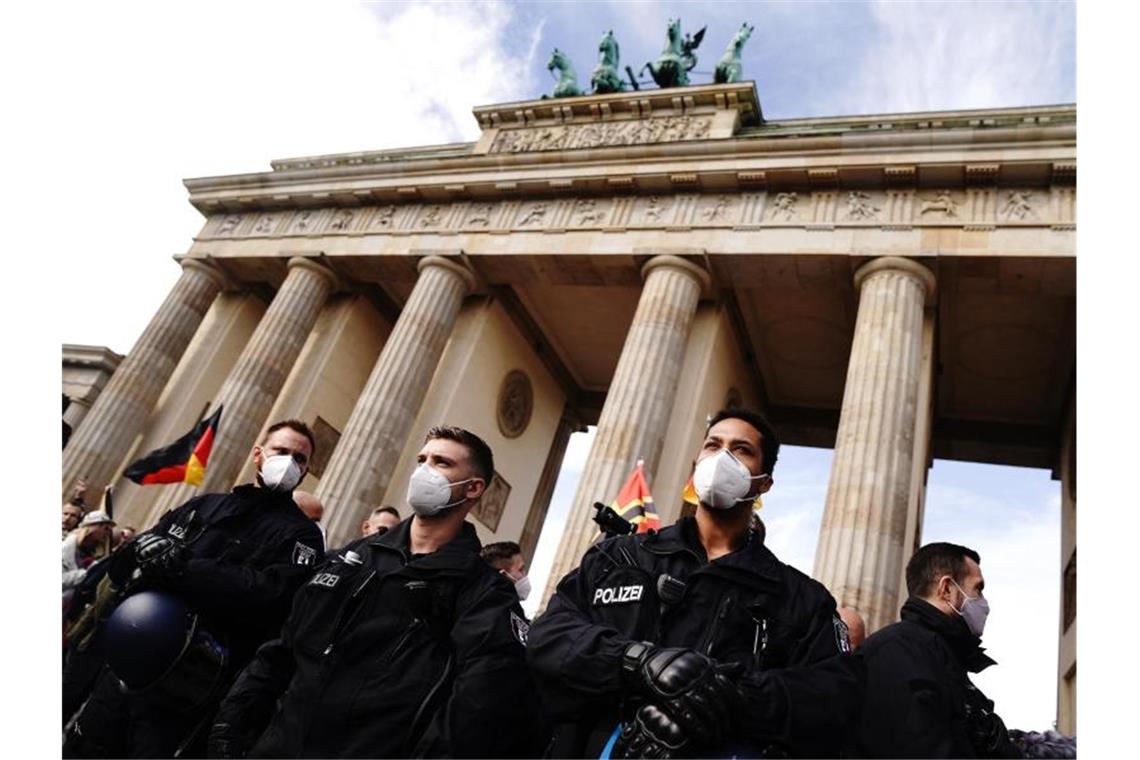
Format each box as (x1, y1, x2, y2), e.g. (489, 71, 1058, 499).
(124, 406, 223, 486)
(611, 461, 660, 534)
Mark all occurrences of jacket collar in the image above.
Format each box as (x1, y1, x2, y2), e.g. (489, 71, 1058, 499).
(231, 483, 305, 514)
(901, 596, 997, 673)
(367, 517, 483, 573)
(643, 516, 784, 587)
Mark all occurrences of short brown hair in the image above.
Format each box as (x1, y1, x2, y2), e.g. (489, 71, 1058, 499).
(481, 541, 522, 569)
(372, 505, 400, 520)
(425, 426, 494, 482)
(906, 542, 981, 598)
(263, 419, 317, 457)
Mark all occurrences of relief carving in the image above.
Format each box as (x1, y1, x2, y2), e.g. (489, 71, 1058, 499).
(573, 198, 607, 226)
(497, 370, 533, 439)
(643, 195, 669, 223)
(490, 114, 714, 154)
(253, 214, 277, 234)
(292, 210, 315, 232)
(329, 209, 354, 230)
(517, 202, 548, 227)
(418, 205, 444, 228)
(701, 194, 734, 222)
(465, 202, 495, 227)
(1002, 191, 1034, 220)
(919, 191, 960, 218)
(372, 205, 397, 229)
(844, 191, 880, 221)
(217, 214, 242, 235)
(770, 192, 799, 221)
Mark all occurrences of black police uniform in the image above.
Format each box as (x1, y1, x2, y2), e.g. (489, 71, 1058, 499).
(528, 516, 865, 758)
(210, 518, 546, 758)
(64, 485, 323, 758)
(856, 597, 1021, 758)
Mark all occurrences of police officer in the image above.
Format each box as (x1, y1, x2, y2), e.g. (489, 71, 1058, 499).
(528, 408, 864, 758)
(208, 425, 545, 758)
(63, 419, 324, 758)
(856, 542, 1021, 758)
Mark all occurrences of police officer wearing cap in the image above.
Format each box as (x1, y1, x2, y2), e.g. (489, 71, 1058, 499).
(528, 408, 865, 758)
(208, 425, 545, 758)
(63, 419, 324, 758)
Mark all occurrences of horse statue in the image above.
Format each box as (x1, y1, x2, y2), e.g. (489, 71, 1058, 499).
(714, 22, 754, 84)
(641, 18, 705, 88)
(545, 48, 583, 98)
(590, 30, 625, 94)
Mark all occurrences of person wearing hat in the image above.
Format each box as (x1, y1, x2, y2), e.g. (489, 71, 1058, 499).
(62, 511, 113, 594)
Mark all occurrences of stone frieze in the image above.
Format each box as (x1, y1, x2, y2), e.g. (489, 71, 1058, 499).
(202, 187, 1075, 239)
(489, 115, 714, 154)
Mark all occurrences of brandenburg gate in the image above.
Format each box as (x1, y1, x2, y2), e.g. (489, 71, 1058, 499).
(60, 82, 1076, 730)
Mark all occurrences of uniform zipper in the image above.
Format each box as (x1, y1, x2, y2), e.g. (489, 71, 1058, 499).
(701, 594, 733, 656)
(322, 570, 376, 657)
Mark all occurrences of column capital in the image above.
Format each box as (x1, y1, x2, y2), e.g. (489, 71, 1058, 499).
(640, 254, 711, 291)
(854, 256, 936, 305)
(180, 257, 227, 289)
(417, 255, 477, 294)
(287, 256, 340, 289)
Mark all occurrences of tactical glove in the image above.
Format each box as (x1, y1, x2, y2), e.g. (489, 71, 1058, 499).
(621, 643, 744, 747)
(134, 533, 189, 579)
(613, 703, 689, 759)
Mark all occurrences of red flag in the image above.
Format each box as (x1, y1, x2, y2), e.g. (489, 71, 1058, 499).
(611, 461, 660, 534)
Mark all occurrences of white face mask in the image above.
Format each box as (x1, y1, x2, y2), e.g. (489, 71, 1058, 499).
(512, 573, 532, 601)
(950, 579, 990, 638)
(259, 454, 303, 492)
(406, 463, 476, 517)
(692, 448, 769, 510)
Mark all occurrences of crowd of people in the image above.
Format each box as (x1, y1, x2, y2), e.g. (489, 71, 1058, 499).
(60, 409, 1075, 758)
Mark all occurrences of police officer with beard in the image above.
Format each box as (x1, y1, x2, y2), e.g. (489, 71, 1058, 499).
(528, 409, 864, 758)
(63, 419, 324, 758)
(208, 425, 545, 758)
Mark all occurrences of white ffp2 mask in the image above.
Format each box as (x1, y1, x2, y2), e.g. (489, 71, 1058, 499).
(692, 448, 768, 510)
(406, 463, 475, 517)
(259, 454, 302, 493)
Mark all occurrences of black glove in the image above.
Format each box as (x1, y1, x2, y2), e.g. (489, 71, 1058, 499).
(613, 704, 689, 759)
(206, 722, 245, 759)
(133, 533, 189, 580)
(964, 685, 1019, 758)
(621, 643, 744, 747)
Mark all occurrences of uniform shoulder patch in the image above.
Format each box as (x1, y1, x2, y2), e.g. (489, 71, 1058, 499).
(833, 614, 851, 653)
(510, 611, 529, 647)
(293, 541, 317, 566)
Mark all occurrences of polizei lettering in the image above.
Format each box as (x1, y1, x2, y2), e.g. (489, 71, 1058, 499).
(592, 584, 644, 606)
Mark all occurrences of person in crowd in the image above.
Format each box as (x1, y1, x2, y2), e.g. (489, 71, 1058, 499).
(360, 504, 401, 537)
(62, 502, 85, 540)
(838, 606, 867, 650)
(528, 408, 864, 758)
(209, 426, 545, 758)
(856, 542, 1021, 758)
(110, 526, 137, 552)
(482, 540, 532, 602)
(293, 490, 323, 524)
(63, 420, 324, 758)
(62, 479, 89, 539)
(62, 511, 114, 594)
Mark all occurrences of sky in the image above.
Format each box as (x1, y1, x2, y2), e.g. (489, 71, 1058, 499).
(9, 0, 1095, 747)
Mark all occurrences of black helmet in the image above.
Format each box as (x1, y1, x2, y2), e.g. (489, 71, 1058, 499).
(101, 590, 228, 709)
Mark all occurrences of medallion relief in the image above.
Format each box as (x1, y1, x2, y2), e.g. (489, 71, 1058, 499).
(497, 369, 534, 439)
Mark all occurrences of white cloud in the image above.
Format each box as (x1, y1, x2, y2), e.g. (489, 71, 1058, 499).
(24, 1, 534, 353)
(832, 1, 1074, 114)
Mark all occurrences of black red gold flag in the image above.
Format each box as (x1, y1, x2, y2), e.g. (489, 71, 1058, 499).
(123, 406, 223, 486)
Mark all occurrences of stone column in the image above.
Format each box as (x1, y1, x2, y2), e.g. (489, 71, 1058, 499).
(189, 257, 338, 494)
(544, 255, 709, 601)
(62, 258, 225, 499)
(813, 256, 936, 634)
(319, 256, 476, 548)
